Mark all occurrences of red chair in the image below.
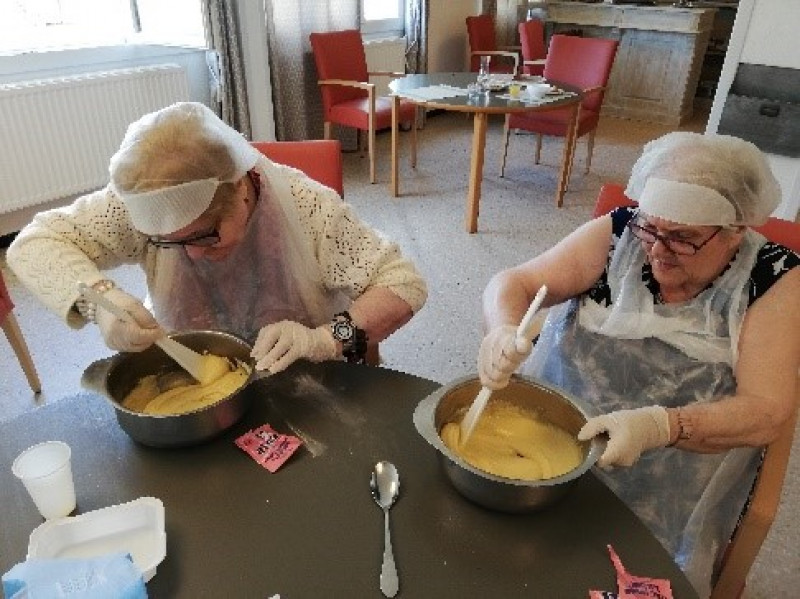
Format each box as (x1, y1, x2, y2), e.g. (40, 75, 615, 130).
(500, 34, 619, 187)
(252, 140, 343, 197)
(594, 182, 800, 599)
(465, 15, 520, 75)
(251, 139, 380, 365)
(309, 29, 418, 185)
(518, 19, 546, 77)
(1, 269, 41, 393)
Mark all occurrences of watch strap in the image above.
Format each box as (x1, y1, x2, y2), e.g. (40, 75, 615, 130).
(331, 311, 368, 364)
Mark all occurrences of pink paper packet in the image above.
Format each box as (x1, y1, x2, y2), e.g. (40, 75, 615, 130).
(235, 423, 302, 472)
(589, 544, 674, 599)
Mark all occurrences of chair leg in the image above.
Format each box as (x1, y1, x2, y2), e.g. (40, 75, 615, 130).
(535, 134, 543, 165)
(410, 107, 418, 169)
(2, 313, 42, 393)
(585, 129, 596, 174)
(324, 122, 332, 140)
(368, 93, 376, 184)
(499, 115, 512, 178)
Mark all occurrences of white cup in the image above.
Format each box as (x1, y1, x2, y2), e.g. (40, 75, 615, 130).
(525, 83, 554, 100)
(12, 441, 77, 519)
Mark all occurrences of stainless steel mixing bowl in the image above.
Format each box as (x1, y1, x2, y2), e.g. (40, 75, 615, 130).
(413, 375, 603, 513)
(82, 330, 257, 448)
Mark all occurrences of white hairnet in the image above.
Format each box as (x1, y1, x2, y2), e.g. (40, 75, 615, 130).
(625, 132, 781, 226)
(109, 102, 261, 235)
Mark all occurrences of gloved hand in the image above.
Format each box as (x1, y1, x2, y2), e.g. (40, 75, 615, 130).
(578, 406, 671, 469)
(95, 288, 162, 352)
(251, 321, 338, 374)
(477, 324, 534, 390)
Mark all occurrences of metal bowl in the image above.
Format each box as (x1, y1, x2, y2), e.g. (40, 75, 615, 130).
(413, 375, 603, 513)
(82, 330, 257, 448)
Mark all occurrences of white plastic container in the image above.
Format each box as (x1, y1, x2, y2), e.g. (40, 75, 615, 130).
(27, 497, 166, 582)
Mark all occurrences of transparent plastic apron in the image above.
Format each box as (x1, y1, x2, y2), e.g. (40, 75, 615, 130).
(522, 228, 767, 596)
(146, 158, 347, 344)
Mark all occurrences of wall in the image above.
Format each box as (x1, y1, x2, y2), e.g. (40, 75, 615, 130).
(428, 0, 481, 73)
(707, 0, 800, 221)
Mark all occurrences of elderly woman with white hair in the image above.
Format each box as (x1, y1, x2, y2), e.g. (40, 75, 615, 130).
(7, 102, 426, 372)
(478, 132, 800, 595)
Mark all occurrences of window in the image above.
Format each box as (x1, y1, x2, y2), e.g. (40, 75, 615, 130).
(361, 0, 404, 38)
(0, 0, 205, 54)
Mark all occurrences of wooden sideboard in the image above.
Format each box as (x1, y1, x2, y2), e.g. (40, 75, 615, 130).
(546, 2, 717, 125)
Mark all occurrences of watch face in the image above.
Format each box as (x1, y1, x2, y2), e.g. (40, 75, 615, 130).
(332, 320, 355, 342)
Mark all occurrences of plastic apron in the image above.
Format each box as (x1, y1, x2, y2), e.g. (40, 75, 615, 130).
(146, 157, 348, 344)
(521, 227, 768, 597)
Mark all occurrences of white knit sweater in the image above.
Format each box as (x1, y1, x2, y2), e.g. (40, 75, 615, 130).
(7, 162, 427, 329)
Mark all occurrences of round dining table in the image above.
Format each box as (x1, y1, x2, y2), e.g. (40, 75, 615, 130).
(0, 361, 699, 598)
(389, 72, 583, 233)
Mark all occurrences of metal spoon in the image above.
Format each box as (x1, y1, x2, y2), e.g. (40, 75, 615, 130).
(370, 461, 400, 598)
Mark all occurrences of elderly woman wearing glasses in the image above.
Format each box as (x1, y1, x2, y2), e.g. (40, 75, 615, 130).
(478, 132, 799, 594)
(7, 102, 426, 372)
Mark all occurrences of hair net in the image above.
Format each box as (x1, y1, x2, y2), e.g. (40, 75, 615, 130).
(109, 102, 261, 235)
(625, 132, 781, 226)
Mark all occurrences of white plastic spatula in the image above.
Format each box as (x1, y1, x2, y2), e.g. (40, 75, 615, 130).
(77, 282, 210, 384)
(460, 285, 548, 445)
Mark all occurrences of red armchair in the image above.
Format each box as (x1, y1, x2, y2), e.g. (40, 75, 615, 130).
(309, 29, 418, 185)
(252, 140, 343, 197)
(465, 15, 520, 75)
(518, 19, 546, 77)
(500, 34, 619, 188)
(1, 269, 41, 393)
(594, 182, 800, 599)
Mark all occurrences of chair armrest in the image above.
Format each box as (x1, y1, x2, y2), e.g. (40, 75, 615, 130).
(318, 79, 375, 92)
(523, 59, 546, 66)
(582, 85, 606, 95)
(368, 71, 405, 78)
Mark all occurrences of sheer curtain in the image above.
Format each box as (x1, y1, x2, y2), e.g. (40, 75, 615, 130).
(264, 0, 359, 141)
(484, 0, 525, 47)
(202, 0, 252, 137)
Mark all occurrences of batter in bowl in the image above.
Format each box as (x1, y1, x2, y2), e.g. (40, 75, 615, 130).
(440, 401, 583, 481)
(123, 355, 250, 415)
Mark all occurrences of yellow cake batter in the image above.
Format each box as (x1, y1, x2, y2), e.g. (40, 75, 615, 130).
(441, 401, 583, 481)
(123, 355, 250, 415)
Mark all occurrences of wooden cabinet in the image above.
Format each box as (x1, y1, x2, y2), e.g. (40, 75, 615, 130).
(546, 2, 715, 125)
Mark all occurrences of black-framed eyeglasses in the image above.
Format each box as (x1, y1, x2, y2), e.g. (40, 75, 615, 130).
(627, 220, 723, 256)
(148, 229, 220, 248)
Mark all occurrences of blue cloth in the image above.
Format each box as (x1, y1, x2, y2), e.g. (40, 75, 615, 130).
(2, 552, 147, 599)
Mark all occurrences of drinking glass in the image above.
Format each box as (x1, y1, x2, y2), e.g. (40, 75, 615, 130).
(477, 55, 491, 92)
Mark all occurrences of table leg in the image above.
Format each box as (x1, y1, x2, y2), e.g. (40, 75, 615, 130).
(466, 112, 488, 234)
(391, 95, 400, 197)
(556, 103, 579, 208)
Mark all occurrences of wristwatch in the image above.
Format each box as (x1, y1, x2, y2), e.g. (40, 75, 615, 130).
(330, 311, 368, 364)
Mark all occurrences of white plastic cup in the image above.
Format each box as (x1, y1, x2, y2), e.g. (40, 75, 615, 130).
(12, 441, 77, 519)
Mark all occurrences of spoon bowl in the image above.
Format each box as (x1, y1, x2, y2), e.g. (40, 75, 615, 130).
(370, 461, 400, 597)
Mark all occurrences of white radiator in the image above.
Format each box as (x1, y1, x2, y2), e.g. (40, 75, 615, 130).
(0, 64, 190, 215)
(365, 37, 407, 96)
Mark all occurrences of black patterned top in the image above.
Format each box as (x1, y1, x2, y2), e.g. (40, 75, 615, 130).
(587, 206, 800, 307)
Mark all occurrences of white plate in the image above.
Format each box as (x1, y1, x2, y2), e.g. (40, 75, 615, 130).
(27, 497, 166, 582)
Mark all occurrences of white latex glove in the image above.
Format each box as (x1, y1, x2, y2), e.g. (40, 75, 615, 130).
(578, 406, 671, 469)
(251, 320, 338, 374)
(95, 288, 162, 352)
(477, 324, 534, 390)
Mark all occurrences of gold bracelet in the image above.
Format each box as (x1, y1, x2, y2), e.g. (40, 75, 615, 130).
(75, 279, 116, 323)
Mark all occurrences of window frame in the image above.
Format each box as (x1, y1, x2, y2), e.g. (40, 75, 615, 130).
(361, 0, 405, 39)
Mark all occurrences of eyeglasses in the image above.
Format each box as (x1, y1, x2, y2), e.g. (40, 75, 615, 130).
(627, 220, 723, 256)
(148, 229, 220, 248)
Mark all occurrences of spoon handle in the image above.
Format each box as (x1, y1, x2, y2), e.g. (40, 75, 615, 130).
(380, 509, 399, 597)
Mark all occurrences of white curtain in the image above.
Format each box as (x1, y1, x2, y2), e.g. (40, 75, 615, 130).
(202, 0, 252, 137)
(264, 0, 359, 141)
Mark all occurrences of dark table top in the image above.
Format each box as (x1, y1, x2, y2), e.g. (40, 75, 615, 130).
(0, 362, 699, 598)
(389, 72, 582, 114)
